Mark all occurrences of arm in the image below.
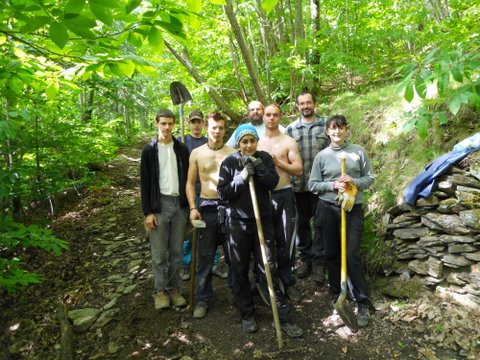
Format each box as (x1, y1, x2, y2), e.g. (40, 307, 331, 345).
(140, 147, 158, 229)
(347, 146, 374, 190)
(217, 156, 249, 201)
(186, 149, 201, 221)
(308, 153, 334, 195)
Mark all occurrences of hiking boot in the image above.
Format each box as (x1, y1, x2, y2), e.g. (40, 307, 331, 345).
(180, 266, 190, 281)
(168, 289, 187, 308)
(313, 266, 325, 285)
(242, 317, 258, 333)
(212, 264, 228, 279)
(279, 322, 303, 338)
(357, 303, 370, 327)
(154, 291, 170, 310)
(286, 285, 302, 302)
(296, 261, 312, 279)
(193, 301, 208, 319)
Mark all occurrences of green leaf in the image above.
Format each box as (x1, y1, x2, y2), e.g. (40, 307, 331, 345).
(128, 32, 144, 47)
(404, 82, 414, 102)
(416, 119, 428, 139)
(8, 75, 24, 94)
(45, 80, 59, 100)
(116, 61, 135, 77)
(187, 0, 202, 12)
(0, 33, 6, 45)
(415, 76, 427, 99)
(437, 113, 449, 125)
(451, 66, 463, 83)
(261, 0, 279, 14)
(20, 16, 51, 32)
(448, 95, 462, 115)
(65, 0, 85, 15)
(89, 2, 113, 25)
(148, 26, 164, 51)
(64, 20, 96, 39)
(49, 22, 69, 49)
(126, 0, 142, 14)
(208, 0, 226, 4)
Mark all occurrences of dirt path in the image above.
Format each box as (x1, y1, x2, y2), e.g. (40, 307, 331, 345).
(1, 142, 478, 359)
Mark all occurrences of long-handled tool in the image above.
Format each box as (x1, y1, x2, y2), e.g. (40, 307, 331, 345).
(189, 219, 206, 315)
(169, 81, 192, 143)
(334, 156, 359, 332)
(249, 177, 283, 350)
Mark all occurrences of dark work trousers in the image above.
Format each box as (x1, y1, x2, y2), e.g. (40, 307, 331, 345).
(317, 199, 369, 304)
(225, 218, 291, 322)
(272, 187, 297, 287)
(294, 191, 325, 267)
(195, 202, 230, 304)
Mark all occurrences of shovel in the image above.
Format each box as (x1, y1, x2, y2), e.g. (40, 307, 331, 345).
(249, 177, 283, 350)
(169, 81, 192, 143)
(189, 219, 206, 315)
(333, 156, 359, 332)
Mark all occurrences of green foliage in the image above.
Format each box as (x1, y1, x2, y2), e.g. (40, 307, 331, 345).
(0, 215, 69, 292)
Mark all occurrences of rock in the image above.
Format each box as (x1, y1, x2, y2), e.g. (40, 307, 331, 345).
(464, 284, 480, 296)
(459, 209, 480, 230)
(436, 286, 480, 312)
(421, 213, 472, 235)
(387, 202, 413, 216)
(437, 198, 468, 214)
(441, 254, 473, 268)
(68, 308, 101, 332)
(446, 272, 468, 286)
(450, 174, 480, 189)
(455, 186, 480, 202)
(417, 235, 443, 247)
(424, 246, 445, 255)
(448, 243, 477, 253)
(393, 227, 430, 240)
(103, 296, 119, 311)
(123, 284, 137, 294)
(416, 196, 439, 207)
(464, 252, 480, 261)
(437, 179, 456, 195)
(439, 234, 476, 244)
(408, 257, 443, 278)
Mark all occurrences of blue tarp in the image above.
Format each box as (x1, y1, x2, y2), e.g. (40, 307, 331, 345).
(403, 145, 480, 205)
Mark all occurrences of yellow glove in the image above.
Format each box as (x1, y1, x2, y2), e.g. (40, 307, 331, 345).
(335, 190, 344, 207)
(341, 183, 358, 212)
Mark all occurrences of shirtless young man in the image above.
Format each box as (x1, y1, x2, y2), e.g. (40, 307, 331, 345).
(186, 112, 236, 319)
(258, 103, 304, 302)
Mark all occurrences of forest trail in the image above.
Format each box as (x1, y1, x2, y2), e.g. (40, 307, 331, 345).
(1, 140, 478, 359)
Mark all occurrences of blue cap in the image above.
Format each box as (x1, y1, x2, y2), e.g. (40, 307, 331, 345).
(234, 124, 259, 146)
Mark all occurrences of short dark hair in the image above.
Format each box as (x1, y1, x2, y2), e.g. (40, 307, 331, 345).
(206, 111, 227, 126)
(264, 103, 281, 114)
(326, 115, 348, 128)
(296, 91, 316, 105)
(155, 109, 175, 123)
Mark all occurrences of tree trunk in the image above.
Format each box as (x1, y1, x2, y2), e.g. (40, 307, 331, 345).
(223, 0, 267, 104)
(80, 87, 95, 122)
(165, 41, 241, 122)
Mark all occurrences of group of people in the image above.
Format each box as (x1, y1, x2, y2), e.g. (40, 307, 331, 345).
(140, 91, 374, 338)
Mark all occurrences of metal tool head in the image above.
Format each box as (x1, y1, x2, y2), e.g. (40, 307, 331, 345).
(334, 292, 359, 332)
(169, 81, 192, 105)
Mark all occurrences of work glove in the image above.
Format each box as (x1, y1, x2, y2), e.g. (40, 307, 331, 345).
(240, 162, 255, 180)
(249, 156, 263, 167)
(339, 182, 358, 212)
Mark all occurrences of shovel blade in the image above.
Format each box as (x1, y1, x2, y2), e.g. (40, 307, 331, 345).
(334, 294, 359, 332)
(169, 81, 192, 105)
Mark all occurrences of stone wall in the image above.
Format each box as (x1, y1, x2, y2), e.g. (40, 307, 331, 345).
(385, 152, 480, 311)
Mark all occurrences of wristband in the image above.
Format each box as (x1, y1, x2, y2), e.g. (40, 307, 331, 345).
(190, 207, 197, 211)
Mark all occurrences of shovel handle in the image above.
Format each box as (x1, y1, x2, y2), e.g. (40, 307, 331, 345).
(340, 156, 347, 284)
(249, 177, 283, 350)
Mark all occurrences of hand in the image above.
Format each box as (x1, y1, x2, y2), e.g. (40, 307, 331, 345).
(145, 214, 157, 229)
(249, 156, 263, 167)
(189, 208, 201, 222)
(240, 163, 255, 180)
(341, 183, 358, 212)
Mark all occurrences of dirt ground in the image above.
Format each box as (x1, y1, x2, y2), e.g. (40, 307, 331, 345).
(1, 142, 478, 360)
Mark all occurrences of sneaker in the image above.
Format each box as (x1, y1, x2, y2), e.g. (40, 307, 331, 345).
(357, 303, 370, 327)
(280, 322, 303, 338)
(296, 261, 312, 279)
(180, 266, 190, 281)
(312, 266, 325, 285)
(212, 264, 228, 279)
(154, 291, 170, 310)
(242, 317, 258, 333)
(169, 289, 187, 308)
(193, 301, 208, 319)
(286, 285, 302, 302)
